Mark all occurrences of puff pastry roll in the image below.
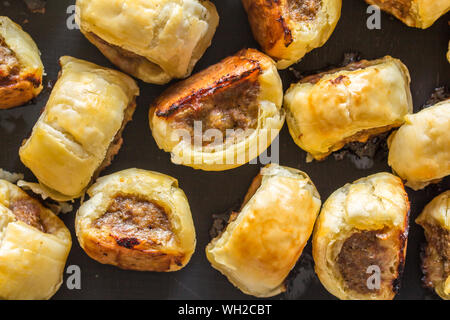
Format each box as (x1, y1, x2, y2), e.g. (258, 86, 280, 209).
(75, 168, 196, 271)
(76, 0, 219, 85)
(365, 0, 450, 29)
(416, 191, 450, 300)
(150, 49, 285, 171)
(388, 100, 450, 190)
(0, 180, 72, 300)
(313, 173, 409, 300)
(242, 0, 342, 69)
(0, 16, 43, 109)
(19, 56, 139, 201)
(206, 164, 321, 297)
(284, 56, 413, 161)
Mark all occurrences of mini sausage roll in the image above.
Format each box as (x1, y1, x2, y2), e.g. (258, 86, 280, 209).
(75, 168, 196, 271)
(284, 56, 413, 161)
(76, 0, 219, 85)
(19, 56, 139, 201)
(0, 180, 72, 300)
(242, 0, 342, 69)
(313, 173, 409, 300)
(388, 100, 450, 191)
(365, 0, 449, 29)
(150, 49, 285, 171)
(416, 191, 450, 300)
(0, 16, 43, 109)
(206, 164, 321, 297)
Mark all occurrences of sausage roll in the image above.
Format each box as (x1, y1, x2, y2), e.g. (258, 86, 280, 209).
(150, 49, 285, 171)
(0, 16, 43, 109)
(0, 180, 72, 300)
(242, 0, 342, 69)
(313, 173, 410, 300)
(365, 0, 449, 29)
(388, 100, 450, 190)
(284, 56, 413, 161)
(19, 56, 139, 201)
(206, 164, 321, 297)
(76, 0, 219, 85)
(416, 191, 450, 300)
(75, 168, 196, 271)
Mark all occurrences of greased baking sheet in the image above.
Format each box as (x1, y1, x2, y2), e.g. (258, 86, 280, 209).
(0, 0, 449, 300)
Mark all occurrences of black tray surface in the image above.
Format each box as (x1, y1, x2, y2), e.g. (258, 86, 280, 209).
(0, 0, 449, 300)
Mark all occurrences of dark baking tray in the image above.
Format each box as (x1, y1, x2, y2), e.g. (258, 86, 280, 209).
(0, 0, 449, 300)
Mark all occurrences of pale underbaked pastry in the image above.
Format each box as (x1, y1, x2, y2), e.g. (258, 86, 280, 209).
(0, 16, 44, 109)
(150, 48, 285, 171)
(364, 0, 449, 29)
(19, 56, 139, 201)
(76, 0, 219, 84)
(416, 191, 450, 300)
(284, 56, 413, 161)
(0, 179, 72, 300)
(313, 173, 410, 300)
(242, 0, 342, 69)
(75, 168, 196, 271)
(388, 99, 450, 190)
(206, 164, 321, 297)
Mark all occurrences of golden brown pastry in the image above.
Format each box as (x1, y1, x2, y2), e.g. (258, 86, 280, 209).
(388, 99, 450, 190)
(0, 16, 43, 109)
(0, 179, 72, 300)
(206, 164, 321, 297)
(75, 168, 196, 271)
(242, 0, 342, 69)
(149, 48, 285, 171)
(284, 56, 413, 161)
(313, 173, 410, 300)
(365, 0, 449, 29)
(416, 191, 450, 300)
(76, 0, 219, 84)
(19, 56, 139, 201)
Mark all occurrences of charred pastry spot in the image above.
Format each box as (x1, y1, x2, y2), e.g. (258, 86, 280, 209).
(115, 237, 141, 249)
(276, 15, 294, 48)
(9, 198, 46, 233)
(330, 75, 348, 85)
(93, 195, 174, 250)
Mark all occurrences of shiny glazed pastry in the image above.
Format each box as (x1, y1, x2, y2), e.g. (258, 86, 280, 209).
(388, 99, 450, 190)
(313, 173, 410, 300)
(0, 16, 44, 109)
(416, 191, 450, 300)
(206, 164, 321, 297)
(284, 56, 413, 161)
(75, 168, 196, 271)
(76, 0, 219, 84)
(364, 0, 449, 29)
(149, 49, 285, 171)
(0, 180, 72, 300)
(242, 0, 342, 69)
(19, 56, 139, 201)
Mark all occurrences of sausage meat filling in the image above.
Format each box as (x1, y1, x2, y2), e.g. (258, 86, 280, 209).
(171, 79, 260, 147)
(337, 229, 400, 294)
(422, 224, 450, 290)
(93, 195, 174, 250)
(287, 0, 321, 22)
(0, 36, 20, 86)
(9, 198, 46, 233)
